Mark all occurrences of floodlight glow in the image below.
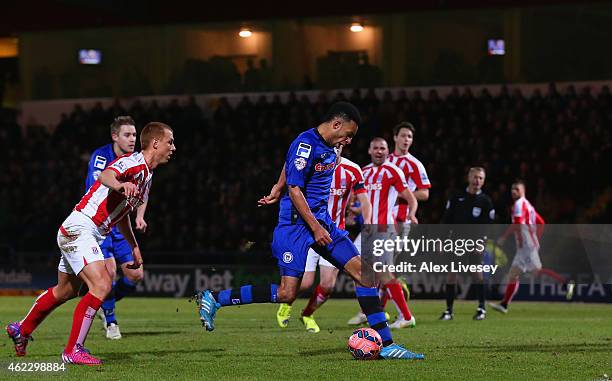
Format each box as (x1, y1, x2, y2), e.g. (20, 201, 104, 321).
(350, 22, 364, 33)
(239, 28, 252, 38)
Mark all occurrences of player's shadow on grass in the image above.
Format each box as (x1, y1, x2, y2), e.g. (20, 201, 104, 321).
(100, 348, 225, 360)
(453, 343, 611, 354)
(298, 348, 348, 356)
(123, 330, 183, 337)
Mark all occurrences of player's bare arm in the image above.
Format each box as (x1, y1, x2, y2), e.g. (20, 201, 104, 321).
(498, 222, 520, 245)
(287, 185, 331, 246)
(135, 200, 148, 232)
(258, 166, 286, 206)
(98, 168, 139, 197)
(356, 193, 372, 224)
(116, 215, 142, 269)
(398, 188, 419, 224)
(413, 188, 429, 201)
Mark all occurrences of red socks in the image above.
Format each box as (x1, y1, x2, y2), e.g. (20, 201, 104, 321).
(20, 288, 62, 336)
(384, 282, 412, 320)
(502, 279, 520, 305)
(65, 293, 103, 353)
(537, 268, 567, 284)
(302, 285, 331, 317)
(380, 288, 390, 308)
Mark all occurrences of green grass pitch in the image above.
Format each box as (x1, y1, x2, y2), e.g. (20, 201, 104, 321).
(1, 297, 610, 380)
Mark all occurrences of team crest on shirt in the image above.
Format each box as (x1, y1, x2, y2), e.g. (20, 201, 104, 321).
(472, 207, 482, 218)
(282, 252, 293, 263)
(294, 158, 307, 171)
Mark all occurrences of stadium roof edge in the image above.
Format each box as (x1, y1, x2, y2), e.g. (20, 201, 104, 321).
(0, 0, 607, 36)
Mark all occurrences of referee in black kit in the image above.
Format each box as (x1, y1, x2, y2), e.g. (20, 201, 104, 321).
(440, 167, 495, 321)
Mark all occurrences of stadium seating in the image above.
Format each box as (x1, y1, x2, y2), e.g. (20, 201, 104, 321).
(0, 84, 610, 254)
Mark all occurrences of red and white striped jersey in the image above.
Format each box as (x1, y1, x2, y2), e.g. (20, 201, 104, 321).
(362, 161, 408, 225)
(512, 197, 540, 249)
(75, 152, 152, 235)
(328, 157, 366, 230)
(388, 152, 431, 222)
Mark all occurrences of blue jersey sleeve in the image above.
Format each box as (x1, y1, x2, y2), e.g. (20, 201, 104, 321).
(285, 137, 315, 188)
(85, 152, 110, 190)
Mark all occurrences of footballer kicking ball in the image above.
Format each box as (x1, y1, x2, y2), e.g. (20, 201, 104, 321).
(348, 328, 382, 360)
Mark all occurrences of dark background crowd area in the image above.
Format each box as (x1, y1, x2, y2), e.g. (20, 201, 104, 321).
(1, 83, 611, 256)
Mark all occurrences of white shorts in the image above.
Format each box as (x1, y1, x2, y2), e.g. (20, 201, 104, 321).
(512, 247, 542, 273)
(305, 248, 336, 272)
(57, 211, 106, 275)
(364, 227, 396, 266)
(354, 226, 398, 256)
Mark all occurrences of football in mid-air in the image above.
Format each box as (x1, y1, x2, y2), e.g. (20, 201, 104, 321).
(347, 328, 382, 360)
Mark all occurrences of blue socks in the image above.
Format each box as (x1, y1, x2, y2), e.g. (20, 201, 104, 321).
(102, 281, 117, 324)
(115, 276, 137, 302)
(355, 286, 393, 346)
(212, 285, 279, 306)
(102, 277, 137, 325)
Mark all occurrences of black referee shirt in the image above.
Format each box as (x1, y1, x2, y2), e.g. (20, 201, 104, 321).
(442, 188, 495, 224)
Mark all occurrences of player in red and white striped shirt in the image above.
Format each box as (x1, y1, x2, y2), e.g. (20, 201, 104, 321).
(490, 180, 573, 314)
(7, 122, 175, 365)
(328, 157, 369, 230)
(389, 122, 431, 223)
(385, 122, 431, 327)
(76, 151, 153, 236)
(351, 138, 418, 329)
(362, 140, 417, 225)
(265, 151, 373, 332)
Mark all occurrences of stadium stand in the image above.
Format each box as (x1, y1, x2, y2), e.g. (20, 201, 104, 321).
(1, 84, 610, 255)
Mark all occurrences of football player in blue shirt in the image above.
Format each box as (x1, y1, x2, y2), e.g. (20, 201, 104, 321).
(86, 116, 148, 339)
(195, 102, 424, 360)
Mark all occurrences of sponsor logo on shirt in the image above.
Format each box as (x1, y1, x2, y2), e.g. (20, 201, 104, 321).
(330, 188, 347, 196)
(114, 161, 126, 171)
(365, 183, 383, 191)
(314, 162, 335, 172)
